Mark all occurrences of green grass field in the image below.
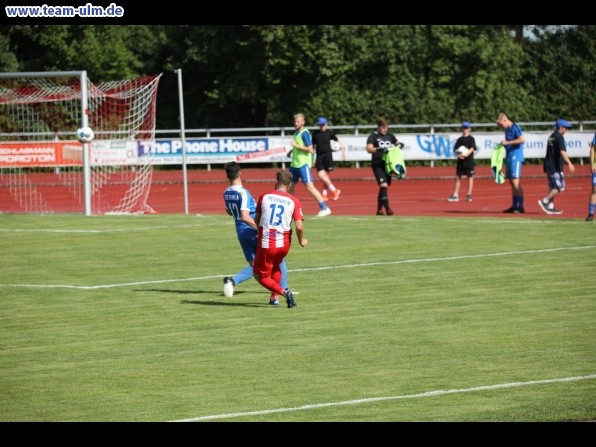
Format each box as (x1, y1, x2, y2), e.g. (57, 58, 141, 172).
(1, 213, 595, 422)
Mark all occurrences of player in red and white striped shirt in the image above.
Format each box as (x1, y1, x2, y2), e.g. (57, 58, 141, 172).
(253, 169, 308, 308)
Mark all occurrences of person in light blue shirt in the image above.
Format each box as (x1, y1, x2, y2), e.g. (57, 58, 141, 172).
(496, 112, 526, 213)
(222, 161, 287, 306)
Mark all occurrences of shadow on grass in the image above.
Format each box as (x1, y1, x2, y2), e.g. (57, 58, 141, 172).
(140, 288, 251, 295)
(179, 299, 266, 307)
(136, 288, 270, 307)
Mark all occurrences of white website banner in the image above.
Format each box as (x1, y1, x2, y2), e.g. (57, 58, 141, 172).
(336, 131, 594, 162)
(9, 132, 592, 167)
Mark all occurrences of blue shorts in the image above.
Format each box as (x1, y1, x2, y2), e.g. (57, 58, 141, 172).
(289, 164, 314, 184)
(547, 171, 565, 192)
(236, 226, 257, 262)
(592, 171, 596, 187)
(505, 159, 523, 179)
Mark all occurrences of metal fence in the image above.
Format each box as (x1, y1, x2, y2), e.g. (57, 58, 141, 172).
(153, 120, 596, 139)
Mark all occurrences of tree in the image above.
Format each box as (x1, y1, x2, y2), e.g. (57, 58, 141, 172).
(2, 25, 163, 81)
(524, 25, 596, 121)
(3, 24, 593, 131)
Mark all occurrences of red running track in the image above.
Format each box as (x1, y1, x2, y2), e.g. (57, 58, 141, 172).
(148, 165, 593, 220)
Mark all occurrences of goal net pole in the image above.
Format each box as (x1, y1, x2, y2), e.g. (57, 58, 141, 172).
(0, 71, 162, 215)
(0, 71, 92, 214)
(80, 70, 92, 215)
(175, 68, 189, 215)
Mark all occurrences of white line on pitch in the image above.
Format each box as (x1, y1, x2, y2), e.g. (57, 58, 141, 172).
(0, 222, 227, 234)
(169, 373, 596, 422)
(1, 245, 594, 290)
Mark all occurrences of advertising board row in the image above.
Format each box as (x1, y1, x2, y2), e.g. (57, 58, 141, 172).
(1, 132, 593, 168)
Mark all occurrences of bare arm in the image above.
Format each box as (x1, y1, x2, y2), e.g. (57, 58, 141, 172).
(290, 140, 313, 154)
(294, 219, 308, 247)
(590, 143, 595, 174)
(501, 135, 525, 146)
(560, 150, 575, 173)
(339, 139, 347, 161)
(240, 209, 258, 229)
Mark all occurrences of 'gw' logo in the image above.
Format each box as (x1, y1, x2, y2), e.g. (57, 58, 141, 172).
(417, 135, 453, 157)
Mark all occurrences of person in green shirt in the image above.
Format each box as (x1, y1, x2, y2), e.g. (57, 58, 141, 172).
(288, 113, 331, 217)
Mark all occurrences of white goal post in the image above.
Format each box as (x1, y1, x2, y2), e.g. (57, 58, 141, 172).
(0, 71, 162, 215)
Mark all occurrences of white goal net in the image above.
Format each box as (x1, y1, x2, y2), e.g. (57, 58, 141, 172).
(0, 71, 162, 214)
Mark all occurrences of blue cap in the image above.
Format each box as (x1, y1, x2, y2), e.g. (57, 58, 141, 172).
(461, 121, 471, 128)
(555, 118, 572, 128)
(316, 116, 328, 126)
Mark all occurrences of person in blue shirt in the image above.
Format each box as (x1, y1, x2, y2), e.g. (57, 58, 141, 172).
(587, 132, 596, 222)
(496, 112, 526, 213)
(222, 161, 288, 306)
(538, 119, 575, 215)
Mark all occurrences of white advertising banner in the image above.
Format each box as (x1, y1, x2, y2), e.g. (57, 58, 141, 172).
(336, 131, 594, 162)
(90, 140, 139, 166)
(13, 132, 592, 167)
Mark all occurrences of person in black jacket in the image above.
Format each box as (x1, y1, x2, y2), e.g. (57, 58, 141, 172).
(366, 117, 402, 215)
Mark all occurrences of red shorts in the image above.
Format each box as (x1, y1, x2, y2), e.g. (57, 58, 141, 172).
(253, 245, 289, 278)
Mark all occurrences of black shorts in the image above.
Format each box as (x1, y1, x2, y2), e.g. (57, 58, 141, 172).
(372, 165, 391, 185)
(315, 152, 335, 172)
(456, 165, 475, 177)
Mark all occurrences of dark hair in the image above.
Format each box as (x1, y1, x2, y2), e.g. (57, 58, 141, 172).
(377, 117, 389, 127)
(224, 161, 241, 181)
(276, 169, 292, 186)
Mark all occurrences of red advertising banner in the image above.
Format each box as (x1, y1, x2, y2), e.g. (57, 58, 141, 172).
(235, 146, 288, 161)
(0, 141, 84, 167)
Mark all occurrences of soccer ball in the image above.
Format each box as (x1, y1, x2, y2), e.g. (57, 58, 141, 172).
(223, 278, 234, 298)
(75, 126, 94, 144)
(455, 145, 469, 157)
(493, 169, 506, 185)
(330, 140, 341, 152)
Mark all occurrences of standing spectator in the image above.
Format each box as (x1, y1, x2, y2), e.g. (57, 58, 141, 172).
(447, 121, 477, 202)
(288, 113, 331, 217)
(538, 119, 575, 215)
(223, 161, 288, 305)
(253, 169, 307, 309)
(495, 112, 526, 213)
(366, 117, 401, 215)
(312, 116, 346, 200)
(586, 132, 596, 222)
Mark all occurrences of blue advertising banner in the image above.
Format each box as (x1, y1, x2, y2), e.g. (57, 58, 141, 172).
(77, 133, 594, 166)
